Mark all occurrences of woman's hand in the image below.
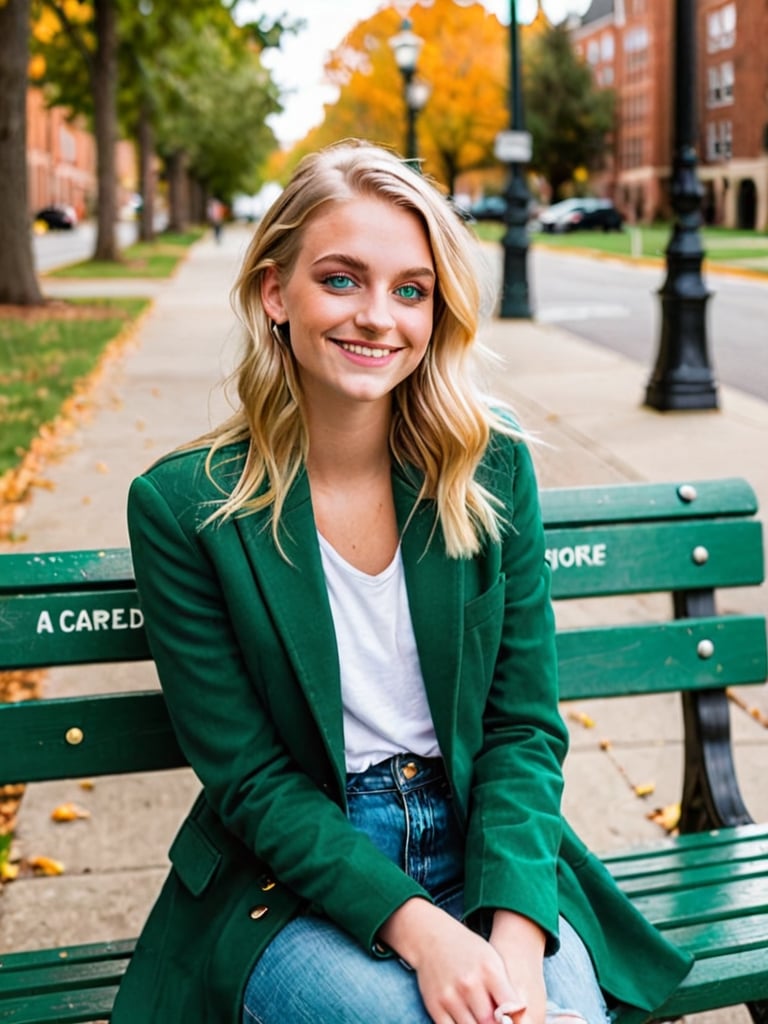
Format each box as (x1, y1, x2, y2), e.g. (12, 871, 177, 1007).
(379, 898, 525, 1024)
(488, 910, 547, 1024)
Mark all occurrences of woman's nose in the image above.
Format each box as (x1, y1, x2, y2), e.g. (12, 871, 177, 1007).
(354, 288, 396, 334)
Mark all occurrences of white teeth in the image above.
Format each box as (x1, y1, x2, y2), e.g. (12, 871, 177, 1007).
(338, 341, 392, 359)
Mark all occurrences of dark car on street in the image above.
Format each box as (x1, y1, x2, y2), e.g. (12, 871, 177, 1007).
(537, 197, 623, 233)
(467, 195, 507, 221)
(33, 204, 78, 230)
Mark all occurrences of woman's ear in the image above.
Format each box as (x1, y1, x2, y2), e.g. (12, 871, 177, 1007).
(261, 265, 287, 323)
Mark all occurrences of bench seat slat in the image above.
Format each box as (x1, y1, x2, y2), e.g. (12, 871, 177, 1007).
(0, 956, 127, 997)
(601, 822, 768, 863)
(655, 945, 768, 1019)
(628, 875, 768, 928)
(557, 615, 767, 701)
(607, 833, 768, 882)
(660, 912, 768, 959)
(0, 984, 119, 1024)
(0, 939, 135, 971)
(614, 856, 768, 897)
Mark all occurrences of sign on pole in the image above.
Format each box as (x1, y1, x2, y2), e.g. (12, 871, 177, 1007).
(494, 130, 532, 164)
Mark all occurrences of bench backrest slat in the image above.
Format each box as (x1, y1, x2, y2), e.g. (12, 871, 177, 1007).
(540, 477, 758, 526)
(546, 519, 763, 598)
(0, 691, 185, 783)
(557, 615, 768, 702)
(0, 590, 150, 670)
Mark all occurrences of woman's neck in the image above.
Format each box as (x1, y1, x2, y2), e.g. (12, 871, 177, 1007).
(305, 400, 393, 486)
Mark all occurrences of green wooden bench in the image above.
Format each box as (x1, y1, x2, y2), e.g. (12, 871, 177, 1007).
(0, 476, 766, 1024)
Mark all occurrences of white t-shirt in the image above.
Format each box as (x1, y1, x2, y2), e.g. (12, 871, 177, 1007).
(317, 533, 441, 773)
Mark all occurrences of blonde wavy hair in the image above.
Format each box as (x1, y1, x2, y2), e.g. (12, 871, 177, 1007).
(197, 140, 519, 558)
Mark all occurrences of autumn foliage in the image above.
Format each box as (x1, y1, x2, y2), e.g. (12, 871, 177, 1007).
(293, 0, 511, 194)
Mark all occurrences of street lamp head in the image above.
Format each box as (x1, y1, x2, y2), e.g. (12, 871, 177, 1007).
(390, 19, 424, 75)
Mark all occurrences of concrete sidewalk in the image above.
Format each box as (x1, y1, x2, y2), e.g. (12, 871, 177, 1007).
(1, 225, 766, 1022)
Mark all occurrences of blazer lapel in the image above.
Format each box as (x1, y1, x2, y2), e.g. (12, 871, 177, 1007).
(234, 471, 346, 789)
(393, 468, 464, 770)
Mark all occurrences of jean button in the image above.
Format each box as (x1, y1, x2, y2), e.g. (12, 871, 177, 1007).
(402, 761, 419, 780)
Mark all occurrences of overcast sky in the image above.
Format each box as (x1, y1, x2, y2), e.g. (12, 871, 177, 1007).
(240, 1, 587, 145)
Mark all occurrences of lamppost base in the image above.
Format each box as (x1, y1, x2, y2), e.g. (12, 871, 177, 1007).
(644, 377, 719, 411)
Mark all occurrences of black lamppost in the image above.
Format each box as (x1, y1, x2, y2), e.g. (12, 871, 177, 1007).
(390, 20, 428, 164)
(645, 0, 719, 410)
(498, 0, 533, 319)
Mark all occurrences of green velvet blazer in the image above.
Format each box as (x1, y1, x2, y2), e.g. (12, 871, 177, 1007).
(112, 434, 692, 1024)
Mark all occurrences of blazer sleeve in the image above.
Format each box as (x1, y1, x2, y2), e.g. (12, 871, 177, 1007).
(127, 468, 430, 956)
(462, 436, 568, 947)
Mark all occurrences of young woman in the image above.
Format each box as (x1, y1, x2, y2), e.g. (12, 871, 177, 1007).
(114, 141, 691, 1024)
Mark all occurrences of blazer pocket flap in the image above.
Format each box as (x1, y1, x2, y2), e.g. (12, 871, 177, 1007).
(169, 815, 222, 897)
(464, 573, 505, 631)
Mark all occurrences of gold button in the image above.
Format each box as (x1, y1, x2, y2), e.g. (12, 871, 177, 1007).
(260, 877, 276, 892)
(402, 761, 418, 780)
(65, 727, 84, 746)
(249, 905, 269, 920)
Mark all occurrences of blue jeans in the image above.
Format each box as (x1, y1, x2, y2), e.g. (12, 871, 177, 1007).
(243, 754, 611, 1024)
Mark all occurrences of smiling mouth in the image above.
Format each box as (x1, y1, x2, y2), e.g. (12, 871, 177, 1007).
(335, 340, 397, 360)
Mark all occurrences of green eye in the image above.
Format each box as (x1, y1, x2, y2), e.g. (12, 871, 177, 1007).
(325, 274, 355, 289)
(396, 284, 424, 300)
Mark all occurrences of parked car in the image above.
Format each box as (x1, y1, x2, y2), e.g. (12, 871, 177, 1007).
(468, 195, 507, 221)
(537, 197, 623, 233)
(33, 204, 78, 230)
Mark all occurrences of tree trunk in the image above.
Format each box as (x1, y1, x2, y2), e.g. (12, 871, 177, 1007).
(138, 101, 155, 243)
(92, 0, 118, 260)
(166, 150, 188, 233)
(0, 0, 43, 305)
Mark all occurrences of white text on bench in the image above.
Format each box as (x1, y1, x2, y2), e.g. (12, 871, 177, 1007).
(35, 607, 145, 634)
(545, 543, 607, 571)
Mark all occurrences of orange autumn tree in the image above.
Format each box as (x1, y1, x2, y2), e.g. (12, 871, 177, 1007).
(298, 0, 509, 194)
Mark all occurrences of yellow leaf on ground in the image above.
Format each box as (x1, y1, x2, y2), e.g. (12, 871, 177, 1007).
(634, 782, 656, 798)
(78, 779, 95, 790)
(29, 855, 65, 875)
(599, 739, 612, 750)
(51, 802, 91, 822)
(0, 861, 19, 882)
(647, 803, 681, 833)
(568, 710, 596, 729)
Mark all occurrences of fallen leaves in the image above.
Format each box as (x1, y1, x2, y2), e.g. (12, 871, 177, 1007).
(51, 802, 91, 823)
(647, 803, 681, 834)
(28, 855, 65, 876)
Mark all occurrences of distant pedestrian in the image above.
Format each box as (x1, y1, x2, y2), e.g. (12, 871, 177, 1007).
(207, 197, 224, 243)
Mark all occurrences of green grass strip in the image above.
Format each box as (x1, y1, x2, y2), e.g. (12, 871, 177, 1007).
(0, 298, 149, 477)
(48, 227, 205, 280)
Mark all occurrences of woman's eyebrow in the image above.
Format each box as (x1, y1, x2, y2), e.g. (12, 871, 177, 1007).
(312, 253, 435, 280)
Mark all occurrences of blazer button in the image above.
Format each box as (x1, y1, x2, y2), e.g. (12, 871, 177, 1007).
(259, 876, 276, 892)
(249, 905, 269, 921)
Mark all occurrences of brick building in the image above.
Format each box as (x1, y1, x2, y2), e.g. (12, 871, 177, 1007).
(571, 0, 768, 230)
(26, 87, 136, 221)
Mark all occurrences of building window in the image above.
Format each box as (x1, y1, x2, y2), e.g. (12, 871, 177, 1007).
(720, 120, 733, 159)
(601, 31, 614, 62)
(707, 2, 737, 52)
(721, 61, 734, 104)
(587, 39, 600, 65)
(707, 66, 721, 107)
(706, 122, 719, 161)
